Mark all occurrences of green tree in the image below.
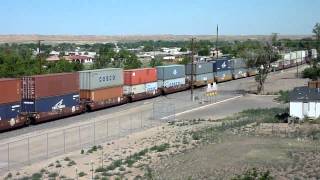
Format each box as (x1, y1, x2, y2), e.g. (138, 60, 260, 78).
(149, 57, 163, 67)
(117, 50, 142, 69)
(143, 45, 154, 52)
(241, 43, 279, 94)
(302, 66, 320, 80)
(180, 47, 188, 52)
(313, 23, 320, 42)
(178, 56, 191, 65)
(94, 45, 116, 68)
(198, 47, 210, 56)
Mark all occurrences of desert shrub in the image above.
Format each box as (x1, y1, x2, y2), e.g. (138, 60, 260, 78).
(232, 168, 274, 180)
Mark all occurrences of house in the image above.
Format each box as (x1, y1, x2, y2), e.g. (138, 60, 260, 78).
(289, 86, 320, 119)
(46, 55, 60, 62)
(63, 55, 94, 64)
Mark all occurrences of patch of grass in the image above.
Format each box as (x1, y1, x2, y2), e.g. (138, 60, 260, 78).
(192, 132, 201, 140)
(55, 163, 62, 168)
(95, 166, 107, 173)
(119, 166, 126, 171)
(274, 90, 290, 103)
(48, 163, 54, 167)
(150, 143, 170, 152)
(48, 172, 58, 178)
(78, 171, 87, 177)
(31, 172, 43, 180)
(231, 168, 273, 180)
(64, 157, 71, 161)
(67, 160, 76, 167)
(94, 175, 100, 179)
(81, 149, 85, 154)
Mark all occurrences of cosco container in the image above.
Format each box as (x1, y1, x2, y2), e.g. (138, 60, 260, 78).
(212, 59, 232, 72)
(124, 68, 157, 85)
(0, 102, 21, 130)
(22, 73, 79, 99)
(79, 68, 123, 90)
(0, 78, 21, 104)
(186, 62, 212, 75)
(158, 78, 186, 88)
(22, 92, 80, 113)
(145, 82, 158, 93)
(157, 65, 185, 80)
(231, 58, 247, 69)
(80, 86, 123, 102)
(123, 84, 146, 95)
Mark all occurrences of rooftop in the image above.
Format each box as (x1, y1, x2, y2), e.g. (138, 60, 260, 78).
(289, 86, 320, 102)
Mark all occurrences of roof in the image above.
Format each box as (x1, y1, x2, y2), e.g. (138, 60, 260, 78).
(289, 86, 320, 102)
(46, 55, 60, 61)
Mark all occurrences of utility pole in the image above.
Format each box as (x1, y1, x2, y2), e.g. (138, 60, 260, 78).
(190, 37, 195, 101)
(216, 24, 219, 59)
(38, 40, 44, 74)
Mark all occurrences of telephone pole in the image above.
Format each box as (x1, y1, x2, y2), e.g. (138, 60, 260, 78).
(216, 24, 219, 59)
(190, 37, 195, 101)
(38, 40, 44, 74)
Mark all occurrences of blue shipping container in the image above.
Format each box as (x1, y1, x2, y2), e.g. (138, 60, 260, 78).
(0, 102, 21, 121)
(213, 59, 231, 72)
(22, 93, 80, 113)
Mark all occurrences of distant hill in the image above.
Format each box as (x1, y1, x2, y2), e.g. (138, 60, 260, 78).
(0, 34, 313, 44)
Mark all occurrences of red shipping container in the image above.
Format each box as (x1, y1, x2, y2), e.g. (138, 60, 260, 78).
(22, 73, 79, 99)
(0, 78, 21, 104)
(124, 68, 157, 85)
(80, 86, 123, 102)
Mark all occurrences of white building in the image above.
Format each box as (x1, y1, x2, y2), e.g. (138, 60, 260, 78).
(289, 86, 320, 119)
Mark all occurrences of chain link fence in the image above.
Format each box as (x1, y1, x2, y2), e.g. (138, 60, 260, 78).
(0, 102, 175, 173)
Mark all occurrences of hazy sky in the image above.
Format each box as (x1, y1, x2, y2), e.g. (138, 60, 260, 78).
(0, 0, 319, 35)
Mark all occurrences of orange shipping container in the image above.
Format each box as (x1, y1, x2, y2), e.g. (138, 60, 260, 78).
(0, 78, 21, 104)
(124, 68, 157, 85)
(80, 86, 123, 102)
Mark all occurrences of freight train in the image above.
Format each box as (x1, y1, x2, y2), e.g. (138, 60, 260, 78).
(0, 49, 317, 132)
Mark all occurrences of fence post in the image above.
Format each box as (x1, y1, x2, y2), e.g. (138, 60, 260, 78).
(78, 126, 81, 149)
(63, 129, 66, 153)
(27, 137, 30, 165)
(7, 143, 9, 171)
(46, 133, 49, 159)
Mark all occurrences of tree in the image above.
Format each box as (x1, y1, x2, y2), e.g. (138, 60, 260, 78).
(313, 23, 320, 41)
(149, 57, 163, 67)
(180, 47, 188, 52)
(143, 45, 154, 52)
(117, 50, 142, 69)
(302, 66, 320, 80)
(241, 43, 279, 94)
(198, 47, 210, 56)
(94, 45, 116, 68)
(178, 56, 191, 65)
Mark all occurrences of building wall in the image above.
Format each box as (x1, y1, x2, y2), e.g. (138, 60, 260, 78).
(290, 101, 320, 119)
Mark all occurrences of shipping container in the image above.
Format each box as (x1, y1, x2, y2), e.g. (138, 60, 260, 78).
(157, 65, 185, 80)
(123, 84, 146, 95)
(22, 73, 79, 99)
(230, 58, 247, 69)
(247, 68, 258, 76)
(22, 92, 83, 123)
(215, 70, 233, 82)
(0, 102, 25, 131)
(79, 68, 123, 90)
(212, 59, 232, 72)
(0, 78, 21, 104)
(124, 68, 157, 85)
(80, 86, 123, 102)
(187, 73, 214, 86)
(158, 78, 186, 88)
(232, 68, 248, 79)
(145, 82, 158, 93)
(186, 62, 213, 75)
(308, 81, 320, 89)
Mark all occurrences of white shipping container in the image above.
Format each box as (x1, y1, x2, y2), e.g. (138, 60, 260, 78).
(290, 52, 297, 60)
(123, 84, 145, 95)
(145, 82, 158, 93)
(158, 78, 186, 88)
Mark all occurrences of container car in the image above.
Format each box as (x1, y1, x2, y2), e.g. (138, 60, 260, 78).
(187, 73, 215, 87)
(157, 65, 189, 94)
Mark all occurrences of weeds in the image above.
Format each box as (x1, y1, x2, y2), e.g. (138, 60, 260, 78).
(78, 171, 87, 177)
(150, 143, 170, 152)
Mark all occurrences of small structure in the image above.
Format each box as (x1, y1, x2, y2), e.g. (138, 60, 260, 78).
(289, 86, 320, 119)
(64, 55, 94, 64)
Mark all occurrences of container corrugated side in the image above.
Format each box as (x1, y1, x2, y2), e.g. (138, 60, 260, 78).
(216, 70, 232, 77)
(80, 86, 123, 102)
(186, 62, 212, 75)
(188, 73, 214, 82)
(158, 78, 186, 88)
(231, 58, 247, 69)
(123, 84, 146, 95)
(0, 78, 21, 104)
(213, 59, 232, 72)
(0, 102, 21, 121)
(157, 65, 185, 80)
(79, 68, 123, 90)
(22, 93, 79, 113)
(145, 82, 158, 92)
(124, 68, 157, 85)
(22, 73, 79, 99)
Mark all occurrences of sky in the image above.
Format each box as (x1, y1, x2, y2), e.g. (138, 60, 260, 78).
(0, 0, 319, 35)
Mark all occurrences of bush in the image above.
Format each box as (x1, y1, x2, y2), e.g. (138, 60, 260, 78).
(302, 67, 320, 80)
(150, 143, 170, 152)
(78, 171, 87, 177)
(232, 168, 274, 180)
(48, 172, 58, 178)
(274, 90, 290, 103)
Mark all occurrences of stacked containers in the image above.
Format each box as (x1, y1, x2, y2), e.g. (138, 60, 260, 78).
(0, 79, 24, 131)
(21, 73, 82, 123)
(123, 68, 159, 101)
(157, 65, 187, 94)
(79, 68, 124, 110)
(230, 58, 248, 79)
(186, 62, 214, 86)
(212, 58, 233, 82)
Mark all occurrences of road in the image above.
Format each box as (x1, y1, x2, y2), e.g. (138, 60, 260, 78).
(0, 65, 308, 173)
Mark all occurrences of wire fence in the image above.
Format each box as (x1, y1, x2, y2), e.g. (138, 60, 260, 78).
(0, 102, 175, 173)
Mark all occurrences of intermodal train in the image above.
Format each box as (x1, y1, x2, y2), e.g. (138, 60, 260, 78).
(0, 49, 316, 132)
